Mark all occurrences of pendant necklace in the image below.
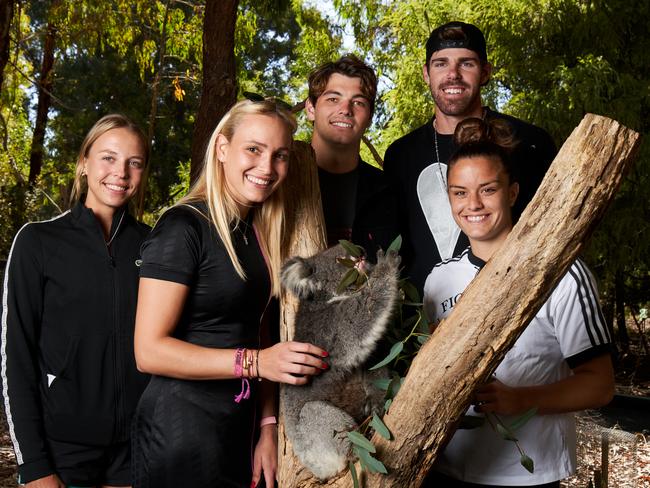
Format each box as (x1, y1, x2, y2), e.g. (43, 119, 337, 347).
(237, 218, 250, 245)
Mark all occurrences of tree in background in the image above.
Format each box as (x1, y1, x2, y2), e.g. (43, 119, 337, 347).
(0, 0, 13, 93)
(190, 0, 237, 182)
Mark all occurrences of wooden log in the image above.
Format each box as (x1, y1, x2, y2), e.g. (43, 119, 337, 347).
(278, 140, 327, 485)
(278, 114, 641, 487)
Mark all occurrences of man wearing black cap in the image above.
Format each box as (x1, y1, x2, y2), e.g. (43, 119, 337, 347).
(384, 21, 556, 294)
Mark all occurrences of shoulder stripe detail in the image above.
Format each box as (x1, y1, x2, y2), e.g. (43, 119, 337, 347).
(567, 260, 608, 348)
(1, 211, 70, 464)
(575, 260, 611, 343)
(432, 248, 470, 270)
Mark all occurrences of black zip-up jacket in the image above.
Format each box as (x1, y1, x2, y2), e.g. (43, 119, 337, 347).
(1, 201, 150, 483)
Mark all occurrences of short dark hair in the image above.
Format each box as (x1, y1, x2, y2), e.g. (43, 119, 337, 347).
(307, 54, 378, 114)
(425, 21, 488, 65)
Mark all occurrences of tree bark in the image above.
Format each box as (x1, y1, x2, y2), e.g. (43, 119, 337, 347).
(278, 114, 640, 487)
(28, 18, 57, 185)
(0, 0, 14, 95)
(190, 0, 238, 183)
(278, 140, 327, 485)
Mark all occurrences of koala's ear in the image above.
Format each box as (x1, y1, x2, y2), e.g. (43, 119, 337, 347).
(281, 257, 318, 299)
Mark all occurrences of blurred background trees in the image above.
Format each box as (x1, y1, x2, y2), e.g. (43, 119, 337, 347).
(0, 0, 648, 356)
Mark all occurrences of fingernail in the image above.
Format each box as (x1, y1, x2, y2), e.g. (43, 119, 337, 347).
(321, 361, 329, 369)
(322, 351, 329, 357)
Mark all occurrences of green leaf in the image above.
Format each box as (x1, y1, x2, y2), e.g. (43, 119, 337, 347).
(386, 375, 404, 399)
(520, 453, 534, 473)
(355, 270, 367, 287)
(349, 461, 359, 488)
(458, 415, 485, 429)
(339, 239, 363, 257)
(347, 431, 376, 453)
(384, 398, 392, 411)
(371, 413, 392, 440)
(495, 422, 518, 442)
(417, 334, 430, 344)
(336, 268, 359, 294)
(387, 234, 402, 253)
(372, 378, 392, 391)
(400, 279, 420, 303)
(508, 407, 538, 432)
(369, 342, 403, 370)
(354, 446, 388, 474)
(336, 257, 356, 268)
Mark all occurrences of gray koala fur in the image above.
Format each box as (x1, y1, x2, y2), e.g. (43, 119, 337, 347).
(280, 244, 401, 480)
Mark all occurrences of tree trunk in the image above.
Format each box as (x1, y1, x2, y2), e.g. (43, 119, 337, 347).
(28, 19, 56, 185)
(0, 0, 14, 95)
(278, 114, 641, 487)
(190, 0, 238, 183)
(277, 141, 327, 485)
(614, 270, 630, 353)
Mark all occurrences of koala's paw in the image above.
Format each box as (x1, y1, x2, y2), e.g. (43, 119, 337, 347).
(375, 248, 401, 270)
(281, 257, 318, 299)
(293, 401, 356, 480)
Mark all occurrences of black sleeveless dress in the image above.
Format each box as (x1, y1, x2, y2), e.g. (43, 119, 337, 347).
(131, 203, 271, 488)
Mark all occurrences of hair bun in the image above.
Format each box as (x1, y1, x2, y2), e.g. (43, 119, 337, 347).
(453, 117, 517, 151)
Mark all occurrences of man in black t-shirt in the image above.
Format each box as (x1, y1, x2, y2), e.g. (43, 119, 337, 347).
(384, 22, 557, 294)
(306, 55, 398, 256)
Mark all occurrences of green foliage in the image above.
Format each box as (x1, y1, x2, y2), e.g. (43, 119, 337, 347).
(371, 413, 392, 440)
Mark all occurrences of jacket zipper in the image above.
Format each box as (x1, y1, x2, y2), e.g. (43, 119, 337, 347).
(106, 212, 126, 441)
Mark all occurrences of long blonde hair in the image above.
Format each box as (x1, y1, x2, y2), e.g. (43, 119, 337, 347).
(179, 99, 297, 295)
(71, 114, 150, 217)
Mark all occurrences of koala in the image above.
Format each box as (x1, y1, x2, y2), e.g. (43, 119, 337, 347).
(280, 244, 401, 480)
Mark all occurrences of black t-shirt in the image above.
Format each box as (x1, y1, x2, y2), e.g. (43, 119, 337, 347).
(384, 107, 557, 294)
(318, 166, 360, 246)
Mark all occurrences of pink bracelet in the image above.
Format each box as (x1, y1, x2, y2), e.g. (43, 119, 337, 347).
(234, 348, 245, 378)
(260, 416, 277, 427)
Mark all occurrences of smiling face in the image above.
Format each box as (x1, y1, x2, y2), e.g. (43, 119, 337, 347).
(216, 113, 292, 216)
(448, 155, 519, 260)
(82, 127, 146, 220)
(423, 47, 491, 119)
(306, 73, 372, 148)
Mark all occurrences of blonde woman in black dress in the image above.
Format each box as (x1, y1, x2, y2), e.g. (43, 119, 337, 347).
(132, 99, 328, 488)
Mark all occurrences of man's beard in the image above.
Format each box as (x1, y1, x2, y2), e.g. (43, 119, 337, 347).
(432, 85, 480, 117)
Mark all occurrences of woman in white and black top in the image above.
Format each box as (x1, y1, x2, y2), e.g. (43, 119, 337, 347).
(423, 118, 614, 488)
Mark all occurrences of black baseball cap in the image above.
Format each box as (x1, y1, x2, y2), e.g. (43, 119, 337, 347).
(425, 21, 487, 64)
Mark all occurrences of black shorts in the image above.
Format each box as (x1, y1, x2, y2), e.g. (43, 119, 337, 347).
(46, 438, 131, 487)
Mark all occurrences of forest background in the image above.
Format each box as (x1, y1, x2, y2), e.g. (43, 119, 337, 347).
(0, 0, 648, 361)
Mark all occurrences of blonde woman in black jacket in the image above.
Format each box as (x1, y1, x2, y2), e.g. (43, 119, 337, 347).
(2, 114, 150, 488)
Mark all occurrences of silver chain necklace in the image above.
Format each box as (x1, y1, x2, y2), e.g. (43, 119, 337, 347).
(433, 118, 447, 189)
